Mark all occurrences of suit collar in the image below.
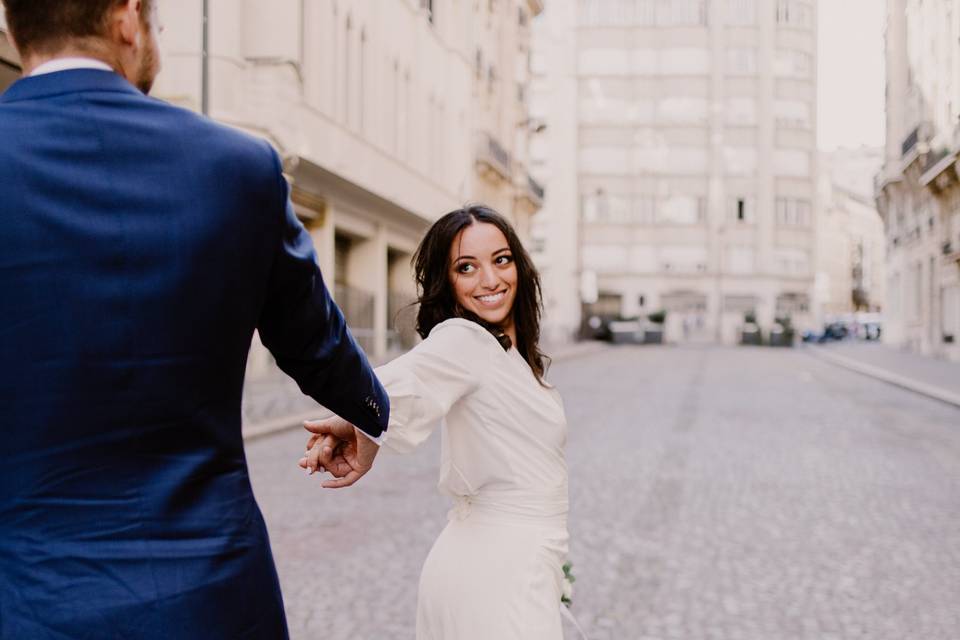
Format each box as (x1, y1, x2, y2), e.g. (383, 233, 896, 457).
(0, 68, 142, 103)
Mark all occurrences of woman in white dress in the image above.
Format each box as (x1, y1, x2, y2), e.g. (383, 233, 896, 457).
(300, 205, 571, 639)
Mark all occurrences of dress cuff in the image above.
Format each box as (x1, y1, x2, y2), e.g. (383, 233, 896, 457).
(355, 426, 384, 446)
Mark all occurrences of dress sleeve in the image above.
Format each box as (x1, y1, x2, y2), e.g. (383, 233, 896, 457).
(376, 320, 494, 453)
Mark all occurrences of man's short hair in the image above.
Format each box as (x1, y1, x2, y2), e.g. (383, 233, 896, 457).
(3, 0, 152, 55)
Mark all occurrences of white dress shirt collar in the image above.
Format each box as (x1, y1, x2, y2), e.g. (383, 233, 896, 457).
(30, 57, 114, 77)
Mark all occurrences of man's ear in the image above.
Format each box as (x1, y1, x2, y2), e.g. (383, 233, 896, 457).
(112, 0, 144, 47)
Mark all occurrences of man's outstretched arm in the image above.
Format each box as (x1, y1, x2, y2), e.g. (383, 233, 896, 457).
(256, 149, 389, 440)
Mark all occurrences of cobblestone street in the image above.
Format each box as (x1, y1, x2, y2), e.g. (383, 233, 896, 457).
(246, 345, 960, 640)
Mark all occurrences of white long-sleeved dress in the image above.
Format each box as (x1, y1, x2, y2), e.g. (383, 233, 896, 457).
(377, 318, 569, 639)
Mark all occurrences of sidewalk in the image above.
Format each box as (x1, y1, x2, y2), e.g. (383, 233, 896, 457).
(241, 339, 610, 440)
(807, 341, 960, 409)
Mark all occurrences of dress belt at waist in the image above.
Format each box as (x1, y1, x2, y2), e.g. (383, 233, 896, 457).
(448, 487, 568, 524)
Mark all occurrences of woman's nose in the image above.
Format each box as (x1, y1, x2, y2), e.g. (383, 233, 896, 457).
(479, 265, 499, 289)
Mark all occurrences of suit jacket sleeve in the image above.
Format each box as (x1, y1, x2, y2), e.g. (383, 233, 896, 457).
(256, 149, 389, 439)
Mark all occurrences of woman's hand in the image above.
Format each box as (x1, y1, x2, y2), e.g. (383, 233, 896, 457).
(298, 417, 380, 488)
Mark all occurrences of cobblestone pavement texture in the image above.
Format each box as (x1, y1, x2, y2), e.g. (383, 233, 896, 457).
(246, 345, 960, 640)
(814, 341, 960, 396)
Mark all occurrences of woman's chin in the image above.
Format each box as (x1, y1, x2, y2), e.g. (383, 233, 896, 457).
(471, 309, 510, 326)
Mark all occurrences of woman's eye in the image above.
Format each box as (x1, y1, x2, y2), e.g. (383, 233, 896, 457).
(496, 255, 513, 265)
(457, 263, 476, 273)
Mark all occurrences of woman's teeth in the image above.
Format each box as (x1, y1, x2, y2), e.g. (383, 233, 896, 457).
(477, 291, 505, 304)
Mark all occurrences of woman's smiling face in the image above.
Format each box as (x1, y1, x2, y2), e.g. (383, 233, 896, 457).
(448, 221, 518, 333)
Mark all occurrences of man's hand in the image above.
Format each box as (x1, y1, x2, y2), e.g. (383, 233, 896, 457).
(298, 417, 379, 488)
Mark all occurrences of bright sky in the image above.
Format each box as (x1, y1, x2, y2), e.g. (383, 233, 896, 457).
(817, 0, 886, 151)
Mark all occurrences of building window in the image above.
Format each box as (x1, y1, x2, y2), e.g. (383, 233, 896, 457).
(730, 197, 753, 223)
(725, 48, 757, 75)
(658, 195, 705, 225)
(774, 49, 813, 78)
(723, 148, 757, 176)
(774, 99, 811, 129)
(774, 150, 810, 177)
(635, 196, 657, 224)
(475, 49, 483, 79)
(655, 0, 708, 26)
(910, 262, 923, 321)
(579, 0, 634, 25)
(776, 0, 813, 28)
(776, 198, 811, 226)
(776, 250, 811, 276)
(724, 0, 756, 26)
(725, 97, 757, 125)
(657, 96, 709, 123)
(580, 0, 707, 27)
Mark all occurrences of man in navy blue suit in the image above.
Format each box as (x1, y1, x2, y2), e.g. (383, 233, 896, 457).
(0, 1, 389, 637)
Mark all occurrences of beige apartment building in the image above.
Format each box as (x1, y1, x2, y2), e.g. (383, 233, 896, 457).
(531, 0, 818, 344)
(148, 0, 543, 371)
(875, 0, 960, 361)
(815, 149, 887, 323)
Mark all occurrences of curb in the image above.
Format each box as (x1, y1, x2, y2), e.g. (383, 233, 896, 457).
(806, 347, 960, 410)
(242, 341, 611, 441)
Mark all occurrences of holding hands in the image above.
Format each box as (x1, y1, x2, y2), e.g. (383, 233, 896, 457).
(298, 417, 380, 488)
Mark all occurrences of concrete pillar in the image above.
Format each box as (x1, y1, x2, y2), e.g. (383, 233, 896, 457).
(312, 204, 336, 286)
(346, 225, 388, 358)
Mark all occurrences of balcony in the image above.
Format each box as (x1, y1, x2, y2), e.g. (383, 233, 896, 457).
(873, 164, 903, 195)
(920, 149, 959, 192)
(475, 132, 512, 183)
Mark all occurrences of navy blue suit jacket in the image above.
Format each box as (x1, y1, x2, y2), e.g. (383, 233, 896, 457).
(0, 69, 389, 639)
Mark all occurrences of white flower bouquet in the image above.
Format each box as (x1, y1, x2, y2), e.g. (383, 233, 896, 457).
(561, 561, 575, 608)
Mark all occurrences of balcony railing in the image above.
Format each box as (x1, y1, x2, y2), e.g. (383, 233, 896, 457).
(334, 284, 375, 354)
(387, 291, 419, 353)
(475, 132, 512, 181)
(528, 175, 545, 201)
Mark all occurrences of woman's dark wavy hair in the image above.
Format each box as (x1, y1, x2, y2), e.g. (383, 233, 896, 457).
(413, 204, 549, 384)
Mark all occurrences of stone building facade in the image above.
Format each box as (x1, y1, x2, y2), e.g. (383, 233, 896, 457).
(875, 0, 960, 361)
(531, 0, 819, 344)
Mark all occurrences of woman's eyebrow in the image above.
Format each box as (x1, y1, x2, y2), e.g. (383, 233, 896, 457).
(492, 247, 511, 256)
(453, 255, 477, 262)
